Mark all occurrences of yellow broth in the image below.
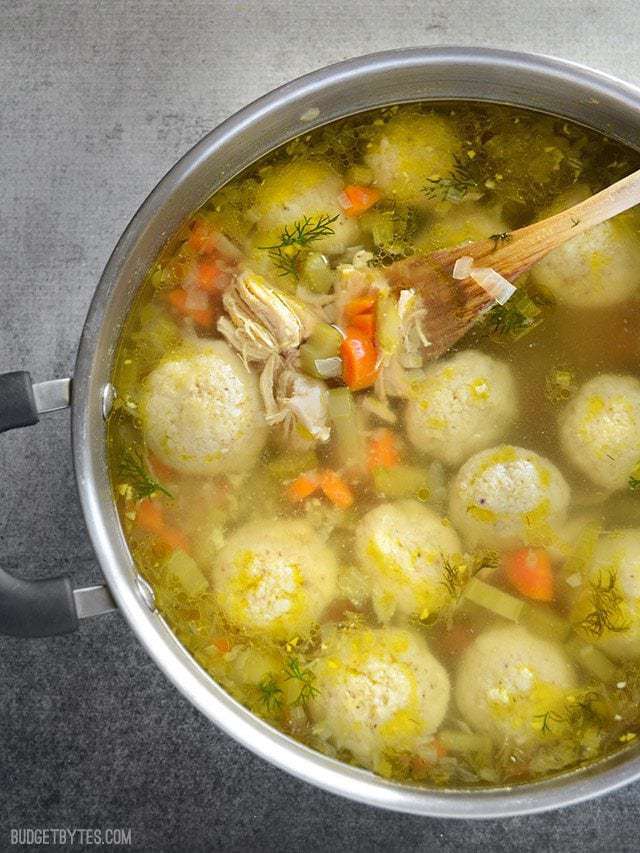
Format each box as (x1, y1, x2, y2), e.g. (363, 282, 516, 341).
(108, 102, 640, 787)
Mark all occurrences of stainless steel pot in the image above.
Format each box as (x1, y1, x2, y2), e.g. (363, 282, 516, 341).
(3, 46, 640, 818)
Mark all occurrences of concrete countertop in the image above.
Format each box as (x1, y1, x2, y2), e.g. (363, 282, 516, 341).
(2, 1, 640, 849)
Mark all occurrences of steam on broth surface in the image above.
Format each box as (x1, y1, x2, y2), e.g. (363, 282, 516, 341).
(108, 102, 640, 787)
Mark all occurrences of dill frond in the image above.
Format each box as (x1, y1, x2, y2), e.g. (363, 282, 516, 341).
(488, 290, 543, 341)
(258, 676, 284, 714)
(489, 232, 512, 250)
(628, 460, 640, 492)
(439, 555, 469, 600)
(422, 155, 480, 203)
(580, 570, 631, 639)
(284, 656, 319, 706)
(120, 448, 173, 500)
(259, 214, 339, 279)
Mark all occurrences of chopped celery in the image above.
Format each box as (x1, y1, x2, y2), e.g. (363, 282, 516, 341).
(566, 637, 621, 683)
(299, 322, 343, 378)
(361, 394, 397, 424)
(267, 450, 318, 481)
(300, 252, 335, 294)
(376, 292, 401, 355)
(328, 388, 365, 468)
(521, 603, 571, 642)
(438, 730, 493, 754)
(372, 465, 430, 501)
(563, 521, 602, 579)
(463, 578, 524, 622)
(164, 549, 208, 597)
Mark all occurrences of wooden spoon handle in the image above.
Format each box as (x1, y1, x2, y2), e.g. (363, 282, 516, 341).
(488, 167, 640, 280)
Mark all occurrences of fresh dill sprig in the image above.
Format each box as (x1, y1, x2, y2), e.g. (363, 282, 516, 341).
(488, 290, 543, 341)
(259, 213, 339, 279)
(422, 155, 480, 203)
(580, 570, 631, 639)
(120, 448, 173, 500)
(629, 461, 640, 492)
(284, 656, 319, 706)
(489, 231, 512, 250)
(258, 676, 283, 714)
(439, 556, 469, 600)
(533, 710, 565, 735)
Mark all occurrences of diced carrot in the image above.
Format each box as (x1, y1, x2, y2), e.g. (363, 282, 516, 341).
(503, 547, 554, 602)
(286, 471, 320, 503)
(351, 312, 375, 337)
(149, 454, 176, 482)
(213, 637, 232, 654)
(188, 218, 219, 254)
(367, 428, 400, 470)
(319, 469, 354, 509)
(197, 260, 223, 293)
(159, 526, 190, 553)
(341, 184, 382, 218)
(341, 327, 378, 390)
(344, 295, 377, 320)
(135, 499, 165, 535)
(167, 288, 215, 328)
(432, 739, 448, 761)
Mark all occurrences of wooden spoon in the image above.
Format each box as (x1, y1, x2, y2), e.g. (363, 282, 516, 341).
(386, 167, 640, 359)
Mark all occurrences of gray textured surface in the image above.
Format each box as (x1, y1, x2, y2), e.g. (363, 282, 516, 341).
(2, 1, 640, 849)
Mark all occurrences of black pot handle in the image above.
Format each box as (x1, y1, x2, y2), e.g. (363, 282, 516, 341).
(0, 371, 116, 637)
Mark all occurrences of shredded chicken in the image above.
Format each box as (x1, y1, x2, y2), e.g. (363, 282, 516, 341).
(259, 354, 330, 442)
(217, 270, 319, 364)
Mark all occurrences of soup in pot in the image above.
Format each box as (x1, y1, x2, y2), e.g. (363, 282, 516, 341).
(107, 102, 640, 787)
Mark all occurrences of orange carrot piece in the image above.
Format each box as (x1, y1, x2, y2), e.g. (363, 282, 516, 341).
(351, 311, 375, 337)
(344, 295, 377, 320)
(135, 499, 165, 535)
(367, 429, 400, 470)
(341, 327, 378, 390)
(167, 288, 215, 327)
(197, 260, 223, 292)
(504, 547, 554, 602)
(213, 637, 232, 654)
(159, 526, 190, 553)
(341, 184, 382, 218)
(149, 454, 176, 482)
(319, 469, 354, 509)
(286, 471, 320, 502)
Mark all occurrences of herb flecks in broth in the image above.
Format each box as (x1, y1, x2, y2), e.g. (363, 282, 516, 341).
(108, 101, 640, 789)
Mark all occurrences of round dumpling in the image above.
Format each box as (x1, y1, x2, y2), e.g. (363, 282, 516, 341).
(414, 202, 508, 254)
(449, 445, 571, 549)
(140, 340, 267, 476)
(364, 112, 462, 205)
(310, 627, 450, 770)
(405, 350, 517, 467)
(354, 500, 461, 622)
(251, 161, 359, 256)
(211, 519, 337, 640)
(559, 374, 640, 491)
(572, 529, 640, 659)
(455, 625, 576, 744)
(530, 186, 640, 307)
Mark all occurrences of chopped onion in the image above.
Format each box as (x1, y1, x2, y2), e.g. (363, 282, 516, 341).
(185, 288, 210, 311)
(452, 255, 474, 280)
(565, 572, 583, 589)
(399, 352, 423, 369)
(470, 267, 516, 305)
(451, 255, 516, 305)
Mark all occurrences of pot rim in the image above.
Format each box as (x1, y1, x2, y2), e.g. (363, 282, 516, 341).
(72, 46, 640, 818)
